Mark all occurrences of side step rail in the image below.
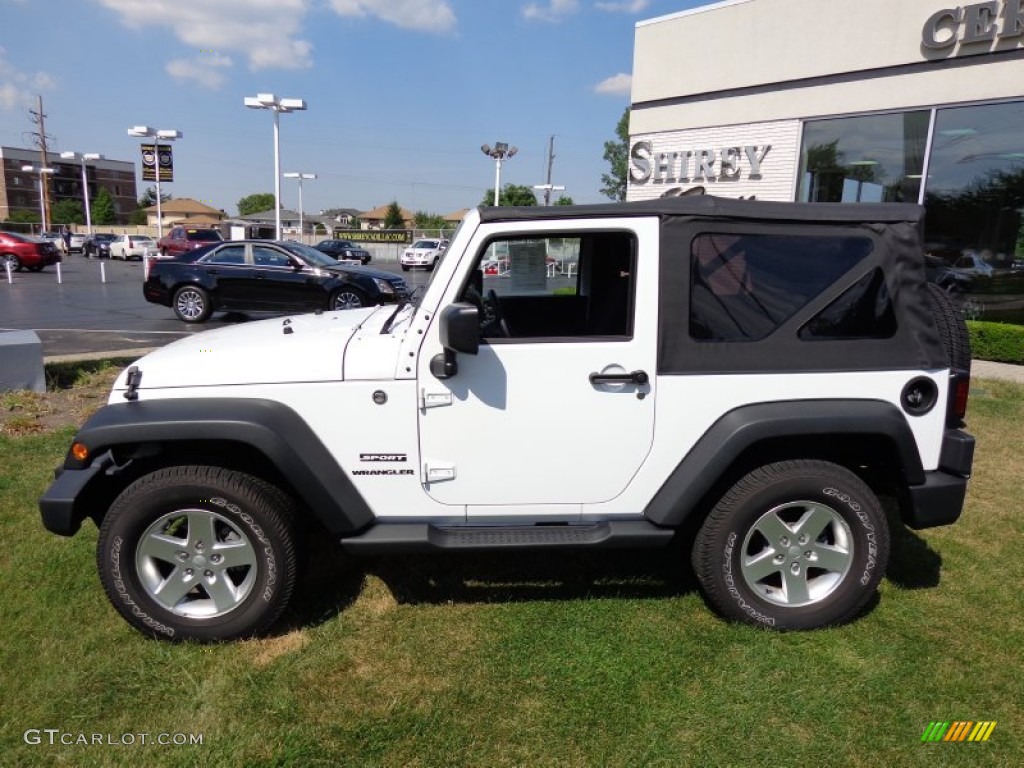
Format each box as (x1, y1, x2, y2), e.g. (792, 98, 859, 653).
(340, 520, 674, 555)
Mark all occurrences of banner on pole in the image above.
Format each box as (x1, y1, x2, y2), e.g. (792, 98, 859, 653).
(141, 144, 174, 182)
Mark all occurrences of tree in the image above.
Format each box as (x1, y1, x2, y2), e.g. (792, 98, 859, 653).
(91, 187, 116, 225)
(479, 184, 538, 207)
(4, 210, 39, 224)
(600, 106, 630, 201)
(138, 186, 172, 208)
(128, 207, 148, 225)
(554, 195, 575, 206)
(383, 201, 405, 229)
(413, 211, 446, 231)
(237, 193, 276, 216)
(51, 200, 84, 225)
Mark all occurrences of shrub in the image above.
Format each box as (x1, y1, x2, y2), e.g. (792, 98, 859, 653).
(967, 320, 1024, 364)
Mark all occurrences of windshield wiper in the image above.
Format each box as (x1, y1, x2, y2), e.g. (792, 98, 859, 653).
(380, 286, 424, 334)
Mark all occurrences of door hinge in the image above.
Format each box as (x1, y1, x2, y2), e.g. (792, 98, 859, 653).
(424, 462, 457, 482)
(421, 389, 453, 409)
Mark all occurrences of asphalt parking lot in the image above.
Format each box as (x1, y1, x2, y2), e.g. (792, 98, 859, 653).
(0, 254, 434, 359)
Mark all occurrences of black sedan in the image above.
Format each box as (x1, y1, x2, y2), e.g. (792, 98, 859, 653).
(143, 240, 409, 323)
(314, 239, 372, 264)
(83, 233, 118, 258)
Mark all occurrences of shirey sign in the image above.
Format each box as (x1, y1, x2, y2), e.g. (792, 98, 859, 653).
(628, 142, 772, 186)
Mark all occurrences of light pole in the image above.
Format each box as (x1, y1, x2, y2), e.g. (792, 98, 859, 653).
(244, 93, 307, 240)
(481, 142, 517, 206)
(21, 165, 55, 230)
(533, 184, 566, 206)
(127, 126, 182, 238)
(60, 151, 103, 235)
(283, 172, 316, 238)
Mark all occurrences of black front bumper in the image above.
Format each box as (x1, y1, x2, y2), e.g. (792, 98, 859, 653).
(39, 452, 113, 536)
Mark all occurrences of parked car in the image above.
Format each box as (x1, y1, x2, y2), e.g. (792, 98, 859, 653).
(314, 239, 372, 264)
(401, 238, 448, 271)
(143, 239, 409, 323)
(83, 233, 117, 259)
(68, 232, 87, 253)
(951, 251, 995, 277)
(0, 230, 61, 272)
(109, 235, 156, 260)
(157, 226, 224, 257)
(924, 254, 972, 294)
(38, 231, 64, 251)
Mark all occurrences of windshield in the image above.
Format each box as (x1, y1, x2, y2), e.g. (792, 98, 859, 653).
(412, 240, 439, 249)
(279, 241, 340, 267)
(188, 229, 223, 242)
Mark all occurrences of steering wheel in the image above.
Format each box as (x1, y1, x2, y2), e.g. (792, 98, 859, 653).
(485, 289, 512, 338)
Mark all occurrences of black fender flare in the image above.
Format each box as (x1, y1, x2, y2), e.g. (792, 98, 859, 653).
(643, 399, 923, 527)
(59, 398, 374, 535)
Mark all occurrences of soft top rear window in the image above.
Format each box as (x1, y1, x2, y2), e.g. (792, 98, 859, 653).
(689, 233, 873, 341)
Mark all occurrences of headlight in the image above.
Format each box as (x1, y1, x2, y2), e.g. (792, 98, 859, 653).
(372, 278, 395, 294)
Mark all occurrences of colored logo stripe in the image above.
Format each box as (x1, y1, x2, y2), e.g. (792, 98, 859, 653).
(921, 721, 996, 742)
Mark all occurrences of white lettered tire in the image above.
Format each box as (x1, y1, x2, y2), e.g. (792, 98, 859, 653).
(692, 460, 889, 630)
(97, 466, 298, 641)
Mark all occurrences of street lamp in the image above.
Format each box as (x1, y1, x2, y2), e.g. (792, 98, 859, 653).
(127, 126, 182, 238)
(283, 172, 316, 238)
(481, 142, 518, 206)
(244, 93, 307, 240)
(60, 151, 103, 235)
(21, 165, 55, 230)
(533, 184, 566, 206)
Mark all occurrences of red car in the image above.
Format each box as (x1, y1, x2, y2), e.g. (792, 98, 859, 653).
(156, 226, 224, 257)
(0, 231, 61, 272)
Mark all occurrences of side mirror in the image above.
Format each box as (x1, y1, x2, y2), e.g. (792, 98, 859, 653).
(430, 302, 479, 379)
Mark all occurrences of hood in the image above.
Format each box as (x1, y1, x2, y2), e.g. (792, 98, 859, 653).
(111, 307, 387, 394)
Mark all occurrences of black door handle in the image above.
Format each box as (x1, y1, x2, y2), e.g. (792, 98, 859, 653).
(589, 369, 649, 385)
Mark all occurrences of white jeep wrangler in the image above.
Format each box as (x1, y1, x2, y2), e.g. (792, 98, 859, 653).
(40, 197, 975, 640)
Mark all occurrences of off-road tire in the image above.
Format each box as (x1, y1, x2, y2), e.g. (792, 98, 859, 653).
(97, 466, 299, 641)
(693, 460, 889, 630)
(926, 282, 971, 372)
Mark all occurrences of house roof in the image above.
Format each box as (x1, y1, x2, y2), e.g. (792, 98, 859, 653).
(237, 208, 301, 222)
(359, 204, 415, 222)
(444, 208, 470, 222)
(144, 198, 223, 215)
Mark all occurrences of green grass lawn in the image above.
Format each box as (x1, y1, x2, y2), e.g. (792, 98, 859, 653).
(1, 379, 1022, 767)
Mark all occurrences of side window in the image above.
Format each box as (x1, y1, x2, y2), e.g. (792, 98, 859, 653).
(799, 268, 896, 340)
(689, 233, 874, 341)
(204, 245, 247, 265)
(253, 246, 291, 267)
(458, 231, 636, 340)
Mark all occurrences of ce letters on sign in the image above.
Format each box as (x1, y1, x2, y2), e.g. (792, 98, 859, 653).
(628, 142, 771, 186)
(922, 0, 1024, 51)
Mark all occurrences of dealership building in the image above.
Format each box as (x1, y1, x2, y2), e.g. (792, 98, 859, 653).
(628, 0, 1024, 264)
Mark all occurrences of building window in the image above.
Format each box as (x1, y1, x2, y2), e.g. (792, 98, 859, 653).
(925, 101, 1024, 267)
(797, 112, 929, 204)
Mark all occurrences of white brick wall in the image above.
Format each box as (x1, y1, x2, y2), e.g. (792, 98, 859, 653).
(626, 119, 802, 203)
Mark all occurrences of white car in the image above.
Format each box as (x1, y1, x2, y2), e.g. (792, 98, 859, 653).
(68, 232, 87, 253)
(109, 235, 156, 261)
(401, 239, 448, 271)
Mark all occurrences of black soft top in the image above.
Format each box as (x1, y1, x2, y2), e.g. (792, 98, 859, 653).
(478, 196, 924, 226)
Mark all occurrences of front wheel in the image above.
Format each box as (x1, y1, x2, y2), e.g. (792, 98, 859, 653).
(692, 460, 889, 630)
(2, 253, 22, 272)
(97, 466, 299, 641)
(330, 286, 367, 310)
(173, 285, 212, 323)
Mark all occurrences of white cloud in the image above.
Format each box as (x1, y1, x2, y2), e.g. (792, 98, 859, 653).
(523, 0, 580, 23)
(98, 0, 314, 71)
(594, 72, 632, 95)
(166, 54, 233, 90)
(0, 46, 56, 110)
(595, 0, 650, 12)
(330, 0, 456, 34)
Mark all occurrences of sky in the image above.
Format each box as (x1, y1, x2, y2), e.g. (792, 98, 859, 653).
(0, 0, 706, 218)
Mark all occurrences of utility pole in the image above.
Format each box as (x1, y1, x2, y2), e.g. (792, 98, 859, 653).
(28, 95, 54, 230)
(543, 135, 555, 206)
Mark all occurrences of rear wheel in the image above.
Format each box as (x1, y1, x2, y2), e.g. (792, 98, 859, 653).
(173, 285, 212, 323)
(330, 286, 367, 310)
(96, 466, 299, 641)
(693, 460, 889, 630)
